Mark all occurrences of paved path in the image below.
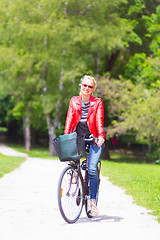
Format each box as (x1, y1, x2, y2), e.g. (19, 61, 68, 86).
(0, 144, 160, 240)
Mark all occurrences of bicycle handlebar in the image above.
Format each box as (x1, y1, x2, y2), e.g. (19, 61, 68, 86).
(84, 134, 98, 144)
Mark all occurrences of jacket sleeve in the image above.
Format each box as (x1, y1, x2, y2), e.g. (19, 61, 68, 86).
(64, 97, 75, 134)
(96, 99, 105, 139)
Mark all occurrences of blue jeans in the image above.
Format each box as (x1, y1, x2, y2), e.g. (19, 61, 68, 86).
(87, 141, 104, 200)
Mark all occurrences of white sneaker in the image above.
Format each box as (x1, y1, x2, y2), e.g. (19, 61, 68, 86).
(91, 202, 99, 217)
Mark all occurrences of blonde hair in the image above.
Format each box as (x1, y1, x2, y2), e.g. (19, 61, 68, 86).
(79, 75, 97, 94)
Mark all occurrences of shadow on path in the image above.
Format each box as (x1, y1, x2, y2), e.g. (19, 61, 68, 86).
(78, 215, 123, 223)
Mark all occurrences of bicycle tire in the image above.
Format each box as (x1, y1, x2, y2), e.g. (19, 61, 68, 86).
(84, 173, 92, 218)
(57, 165, 84, 224)
(85, 183, 100, 218)
(85, 195, 92, 218)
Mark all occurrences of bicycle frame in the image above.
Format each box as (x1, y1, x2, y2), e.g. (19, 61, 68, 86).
(67, 152, 101, 205)
(57, 135, 101, 223)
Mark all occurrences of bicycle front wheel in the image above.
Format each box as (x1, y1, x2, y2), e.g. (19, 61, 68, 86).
(57, 165, 84, 224)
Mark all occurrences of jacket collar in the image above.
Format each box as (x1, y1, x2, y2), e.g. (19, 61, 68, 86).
(88, 95, 95, 117)
(76, 95, 95, 115)
(89, 95, 96, 106)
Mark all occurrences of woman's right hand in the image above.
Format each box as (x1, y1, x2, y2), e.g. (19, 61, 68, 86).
(97, 137, 105, 147)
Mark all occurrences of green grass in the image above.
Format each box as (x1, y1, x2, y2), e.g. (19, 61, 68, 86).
(8, 144, 57, 159)
(0, 153, 26, 178)
(101, 152, 160, 222)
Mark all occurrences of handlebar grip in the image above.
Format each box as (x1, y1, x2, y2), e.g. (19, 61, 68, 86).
(89, 134, 98, 144)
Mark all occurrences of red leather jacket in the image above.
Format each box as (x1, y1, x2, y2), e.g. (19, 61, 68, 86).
(64, 95, 105, 139)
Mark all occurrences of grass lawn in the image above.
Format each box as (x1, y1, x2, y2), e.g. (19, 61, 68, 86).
(8, 144, 57, 159)
(0, 153, 26, 178)
(101, 152, 160, 223)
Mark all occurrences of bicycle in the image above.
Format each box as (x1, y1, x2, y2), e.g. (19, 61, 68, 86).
(52, 134, 101, 224)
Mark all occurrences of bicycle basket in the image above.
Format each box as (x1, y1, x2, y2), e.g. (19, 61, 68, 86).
(52, 132, 81, 162)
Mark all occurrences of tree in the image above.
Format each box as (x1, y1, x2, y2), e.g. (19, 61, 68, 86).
(0, 0, 67, 153)
(0, 0, 139, 154)
(108, 0, 160, 78)
(98, 75, 160, 162)
(124, 5, 160, 86)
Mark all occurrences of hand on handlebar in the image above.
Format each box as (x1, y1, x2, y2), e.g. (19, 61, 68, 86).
(89, 134, 105, 147)
(97, 137, 105, 147)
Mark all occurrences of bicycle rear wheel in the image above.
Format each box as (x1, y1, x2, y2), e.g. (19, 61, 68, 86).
(84, 172, 92, 218)
(85, 184, 100, 218)
(85, 195, 92, 218)
(57, 165, 84, 224)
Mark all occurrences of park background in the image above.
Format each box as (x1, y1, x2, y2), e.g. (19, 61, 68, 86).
(0, 0, 160, 224)
(0, 0, 160, 162)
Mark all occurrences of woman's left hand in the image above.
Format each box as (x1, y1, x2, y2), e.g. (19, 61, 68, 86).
(97, 137, 105, 147)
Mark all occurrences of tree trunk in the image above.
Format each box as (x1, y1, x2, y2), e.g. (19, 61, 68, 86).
(23, 115, 31, 151)
(96, 53, 100, 75)
(44, 7, 66, 156)
(105, 51, 120, 72)
(43, 60, 64, 156)
(46, 115, 56, 156)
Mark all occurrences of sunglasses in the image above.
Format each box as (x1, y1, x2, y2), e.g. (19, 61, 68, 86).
(82, 84, 93, 89)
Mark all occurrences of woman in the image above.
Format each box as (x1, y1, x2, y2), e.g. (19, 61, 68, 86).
(64, 75, 105, 217)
